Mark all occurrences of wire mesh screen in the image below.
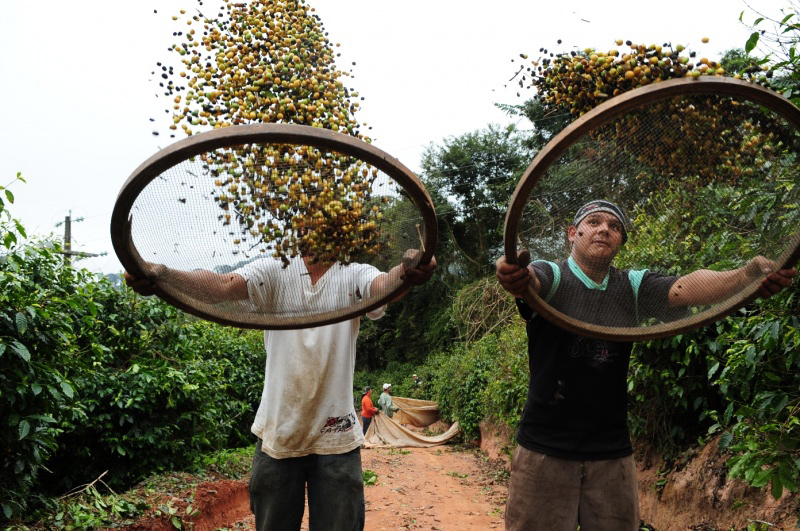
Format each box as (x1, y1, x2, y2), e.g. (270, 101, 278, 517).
(508, 79, 800, 340)
(114, 127, 434, 329)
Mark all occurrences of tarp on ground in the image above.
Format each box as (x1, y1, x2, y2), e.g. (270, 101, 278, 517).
(363, 396, 460, 448)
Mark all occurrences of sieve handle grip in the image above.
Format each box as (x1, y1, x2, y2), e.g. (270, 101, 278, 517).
(780, 233, 800, 271)
(516, 249, 531, 270)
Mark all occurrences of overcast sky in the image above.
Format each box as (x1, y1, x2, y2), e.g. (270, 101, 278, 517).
(0, 0, 786, 275)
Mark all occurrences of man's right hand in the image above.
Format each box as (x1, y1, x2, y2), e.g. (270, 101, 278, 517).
(496, 255, 534, 298)
(124, 262, 166, 296)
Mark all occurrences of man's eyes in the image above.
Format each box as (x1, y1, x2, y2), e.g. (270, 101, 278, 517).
(587, 219, 621, 231)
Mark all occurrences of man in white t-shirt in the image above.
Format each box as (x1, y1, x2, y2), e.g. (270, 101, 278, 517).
(125, 252, 436, 531)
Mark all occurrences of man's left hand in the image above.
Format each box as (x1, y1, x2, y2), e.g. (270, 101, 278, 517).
(757, 267, 797, 298)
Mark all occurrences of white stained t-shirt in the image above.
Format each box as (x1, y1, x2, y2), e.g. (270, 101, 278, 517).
(236, 258, 385, 458)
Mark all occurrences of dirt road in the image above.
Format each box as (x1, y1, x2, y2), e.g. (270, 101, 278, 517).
(122, 444, 509, 530)
(225, 445, 508, 530)
(119, 437, 800, 530)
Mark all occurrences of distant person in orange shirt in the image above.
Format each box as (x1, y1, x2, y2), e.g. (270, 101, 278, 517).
(360, 386, 379, 435)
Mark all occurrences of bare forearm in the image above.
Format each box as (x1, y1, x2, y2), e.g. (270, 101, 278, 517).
(149, 265, 248, 303)
(375, 264, 406, 302)
(669, 256, 788, 307)
(669, 268, 753, 307)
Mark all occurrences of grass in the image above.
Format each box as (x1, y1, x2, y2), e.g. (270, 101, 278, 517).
(10, 445, 255, 530)
(362, 469, 379, 486)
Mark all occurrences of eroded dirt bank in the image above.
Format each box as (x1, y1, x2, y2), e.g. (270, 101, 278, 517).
(636, 437, 798, 529)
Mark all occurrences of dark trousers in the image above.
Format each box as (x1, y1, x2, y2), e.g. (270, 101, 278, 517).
(361, 416, 372, 435)
(249, 440, 365, 531)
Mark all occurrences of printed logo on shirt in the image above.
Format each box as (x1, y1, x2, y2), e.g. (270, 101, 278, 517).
(320, 412, 356, 434)
(568, 337, 616, 367)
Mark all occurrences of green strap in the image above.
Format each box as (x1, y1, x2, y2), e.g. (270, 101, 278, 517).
(538, 261, 561, 302)
(628, 269, 648, 323)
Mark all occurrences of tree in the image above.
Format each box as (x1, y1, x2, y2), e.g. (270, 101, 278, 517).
(740, 2, 800, 100)
(496, 98, 572, 152)
(420, 124, 531, 280)
(720, 48, 762, 75)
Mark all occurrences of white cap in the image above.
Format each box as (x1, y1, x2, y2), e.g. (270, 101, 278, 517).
(383, 383, 391, 390)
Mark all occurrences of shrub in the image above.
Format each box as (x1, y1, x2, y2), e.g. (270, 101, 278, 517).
(1, 176, 265, 522)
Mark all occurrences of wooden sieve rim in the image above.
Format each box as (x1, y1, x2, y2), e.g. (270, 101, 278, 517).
(503, 77, 800, 341)
(111, 123, 437, 329)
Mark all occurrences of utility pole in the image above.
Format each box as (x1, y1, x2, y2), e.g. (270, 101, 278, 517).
(56, 211, 103, 265)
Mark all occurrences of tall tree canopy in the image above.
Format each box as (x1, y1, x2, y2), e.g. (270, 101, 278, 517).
(420, 124, 531, 279)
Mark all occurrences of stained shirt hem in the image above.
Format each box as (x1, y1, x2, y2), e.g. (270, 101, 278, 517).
(253, 433, 364, 459)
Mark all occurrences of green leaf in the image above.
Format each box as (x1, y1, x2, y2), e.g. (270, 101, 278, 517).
(745, 32, 760, 54)
(362, 469, 378, 485)
(778, 463, 797, 492)
(0, 343, 5, 358)
(773, 393, 789, 414)
(10, 341, 30, 362)
(718, 432, 733, 451)
(781, 13, 795, 24)
(728, 456, 745, 478)
(47, 385, 62, 400)
(18, 420, 30, 440)
(171, 515, 183, 529)
(15, 220, 26, 238)
(15, 312, 27, 335)
(4, 189, 14, 204)
(723, 402, 734, 425)
(745, 346, 757, 365)
(752, 467, 773, 488)
(707, 360, 720, 379)
(60, 381, 74, 399)
(2, 503, 11, 519)
(4, 231, 17, 248)
(771, 476, 784, 500)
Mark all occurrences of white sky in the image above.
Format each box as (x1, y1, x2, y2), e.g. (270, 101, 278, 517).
(0, 0, 786, 275)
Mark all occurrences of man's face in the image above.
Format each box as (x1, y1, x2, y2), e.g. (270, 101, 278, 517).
(568, 211, 624, 265)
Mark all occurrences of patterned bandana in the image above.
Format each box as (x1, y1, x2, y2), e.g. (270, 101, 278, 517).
(572, 200, 629, 243)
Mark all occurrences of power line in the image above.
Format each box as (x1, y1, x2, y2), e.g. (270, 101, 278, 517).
(55, 211, 106, 265)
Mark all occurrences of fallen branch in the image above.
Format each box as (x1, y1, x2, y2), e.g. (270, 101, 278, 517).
(59, 470, 115, 499)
